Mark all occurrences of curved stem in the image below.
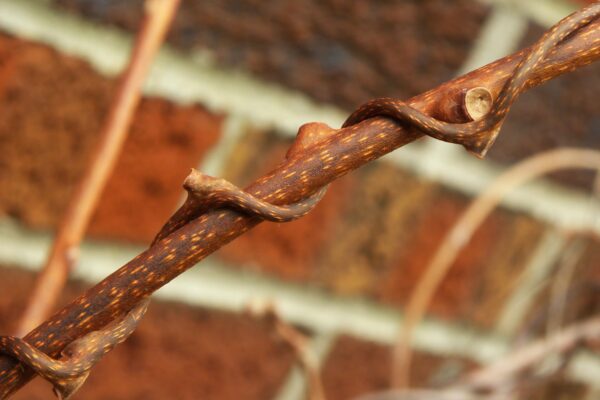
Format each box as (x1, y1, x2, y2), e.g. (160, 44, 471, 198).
(392, 149, 600, 388)
(15, 0, 180, 336)
(1, 11, 599, 398)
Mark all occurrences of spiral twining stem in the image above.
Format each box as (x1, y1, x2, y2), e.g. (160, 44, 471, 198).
(153, 4, 598, 247)
(1, 4, 598, 397)
(343, 3, 600, 157)
(153, 122, 338, 244)
(0, 300, 149, 400)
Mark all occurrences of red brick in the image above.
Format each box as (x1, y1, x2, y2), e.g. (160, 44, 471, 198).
(322, 336, 390, 399)
(467, 215, 544, 327)
(322, 336, 478, 399)
(578, 239, 600, 283)
(379, 189, 543, 324)
(88, 100, 222, 243)
(314, 163, 438, 295)
(0, 34, 111, 228)
(54, 0, 489, 109)
(0, 34, 223, 243)
(519, 378, 587, 399)
(0, 266, 294, 400)
(380, 190, 501, 318)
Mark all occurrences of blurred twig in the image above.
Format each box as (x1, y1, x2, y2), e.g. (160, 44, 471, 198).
(247, 301, 326, 400)
(454, 315, 600, 394)
(545, 237, 588, 339)
(355, 316, 600, 400)
(393, 148, 600, 388)
(15, 0, 180, 336)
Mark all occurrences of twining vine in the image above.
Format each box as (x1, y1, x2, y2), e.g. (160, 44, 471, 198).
(0, 3, 598, 398)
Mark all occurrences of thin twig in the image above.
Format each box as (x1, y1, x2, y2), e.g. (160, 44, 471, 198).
(15, 0, 180, 336)
(454, 315, 600, 393)
(1, 10, 598, 397)
(247, 300, 326, 400)
(354, 316, 600, 399)
(546, 238, 587, 339)
(392, 148, 600, 388)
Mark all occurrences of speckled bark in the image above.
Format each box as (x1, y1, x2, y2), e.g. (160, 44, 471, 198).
(0, 12, 598, 398)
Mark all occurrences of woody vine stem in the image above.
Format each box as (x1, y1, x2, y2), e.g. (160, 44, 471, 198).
(0, 3, 599, 398)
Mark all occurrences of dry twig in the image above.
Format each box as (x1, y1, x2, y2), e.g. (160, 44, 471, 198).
(545, 238, 588, 339)
(1, 6, 598, 397)
(356, 315, 600, 399)
(393, 148, 600, 388)
(247, 300, 325, 400)
(15, 0, 180, 335)
(454, 315, 600, 394)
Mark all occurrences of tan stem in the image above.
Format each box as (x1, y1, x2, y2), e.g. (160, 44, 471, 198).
(392, 149, 600, 388)
(457, 315, 600, 391)
(15, 0, 180, 336)
(1, 10, 598, 398)
(248, 301, 326, 400)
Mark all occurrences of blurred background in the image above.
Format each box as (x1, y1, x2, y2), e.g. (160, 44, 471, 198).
(0, 0, 598, 399)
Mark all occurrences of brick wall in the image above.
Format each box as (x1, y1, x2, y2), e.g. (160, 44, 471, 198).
(0, 0, 598, 399)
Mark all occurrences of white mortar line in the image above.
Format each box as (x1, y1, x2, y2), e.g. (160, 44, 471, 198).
(273, 332, 335, 400)
(459, 6, 530, 76)
(173, 114, 250, 208)
(494, 229, 567, 336)
(197, 114, 249, 177)
(384, 149, 600, 234)
(0, 218, 141, 275)
(0, 218, 498, 360)
(0, 218, 490, 354)
(0, 218, 598, 388)
(478, 0, 578, 27)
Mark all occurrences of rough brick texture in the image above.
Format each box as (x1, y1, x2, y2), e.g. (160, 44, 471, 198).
(380, 189, 544, 325)
(0, 266, 294, 400)
(315, 162, 439, 295)
(0, 34, 223, 244)
(322, 335, 479, 399)
(53, 0, 489, 109)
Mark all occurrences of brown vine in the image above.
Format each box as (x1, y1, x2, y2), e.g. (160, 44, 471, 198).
(342, 3, 597, 158)
(15, 0, 181, 337)
(0, 4, 599, 398)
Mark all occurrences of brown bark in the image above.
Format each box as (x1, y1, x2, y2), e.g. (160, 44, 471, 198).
(15, 0, 181, 335)
(0, 12, 598, 399)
